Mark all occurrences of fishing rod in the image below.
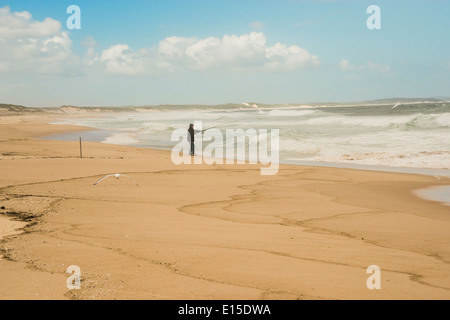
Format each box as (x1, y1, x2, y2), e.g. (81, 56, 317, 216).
(192, 119, 238, 135)
(201, 119, 239, 132)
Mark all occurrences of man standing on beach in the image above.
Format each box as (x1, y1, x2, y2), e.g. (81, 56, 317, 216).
(187, 123, 203, 156)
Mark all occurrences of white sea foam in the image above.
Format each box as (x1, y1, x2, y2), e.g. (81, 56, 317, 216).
(301, 114, 430, 128)
(56, 106, 450, 171)
(267, 109, 317, 117)
(102, 133, 140, 145)
(322, 151, 450, 169)
(434, 113, 450, 127)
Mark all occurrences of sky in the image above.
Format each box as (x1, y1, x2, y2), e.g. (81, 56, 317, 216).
(0, 0, 449, 107)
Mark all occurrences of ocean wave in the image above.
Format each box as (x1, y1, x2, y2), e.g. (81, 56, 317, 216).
(324, 151, 450, 169)
(300, 113, 450, 129)
(434, 113, 450, 127)
(102, 133, 140, 145)
(267, 109, 317, 117)
(302, 114, 420, 127)
(279, 139, 322, 157)
(59, 106, 450, 171)
(140, 123, 178, 132)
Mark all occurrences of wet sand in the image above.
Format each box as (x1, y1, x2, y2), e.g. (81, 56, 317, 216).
(0, 114, 449, 300)
(414, 186, 450, 207)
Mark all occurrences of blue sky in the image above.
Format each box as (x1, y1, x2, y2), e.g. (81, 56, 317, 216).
(1, 0, 449, 107)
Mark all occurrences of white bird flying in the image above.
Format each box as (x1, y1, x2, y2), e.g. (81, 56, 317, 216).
(93, 174, 139, 187)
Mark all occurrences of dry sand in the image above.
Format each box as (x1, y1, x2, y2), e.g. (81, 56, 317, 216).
(0, 114, 449, 300)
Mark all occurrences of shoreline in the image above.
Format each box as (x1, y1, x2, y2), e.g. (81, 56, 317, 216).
(40, 127, 450, 176)
(39, 125, 450, 206)
(414, 186, 450, 207)
(1, 113, 450, 300)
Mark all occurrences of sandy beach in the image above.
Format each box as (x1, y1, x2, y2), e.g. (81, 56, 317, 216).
(0, 113, 449, 300)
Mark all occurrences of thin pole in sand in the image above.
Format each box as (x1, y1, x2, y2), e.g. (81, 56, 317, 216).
(79, 137, 83, 159)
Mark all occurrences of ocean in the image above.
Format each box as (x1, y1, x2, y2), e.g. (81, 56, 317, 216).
(48, 102, 450, 172)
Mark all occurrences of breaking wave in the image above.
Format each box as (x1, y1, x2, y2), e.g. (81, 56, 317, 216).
(52, 104, 450, 170)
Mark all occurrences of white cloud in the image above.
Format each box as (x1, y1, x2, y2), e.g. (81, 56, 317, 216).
(81, 36, 97, 48)
(265, 43, 319, 71)
(0, 6, 79, 75)
(250, 21, 265, 31)
(339, 59, 352, 70)
(366, 62, 390, 73)
(0, 6, 319, 76)
(100, 44, 145, 75)
(96, 32, 319, 75)
(339, 59, 390, 73)
(156, 36, 198, 70)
